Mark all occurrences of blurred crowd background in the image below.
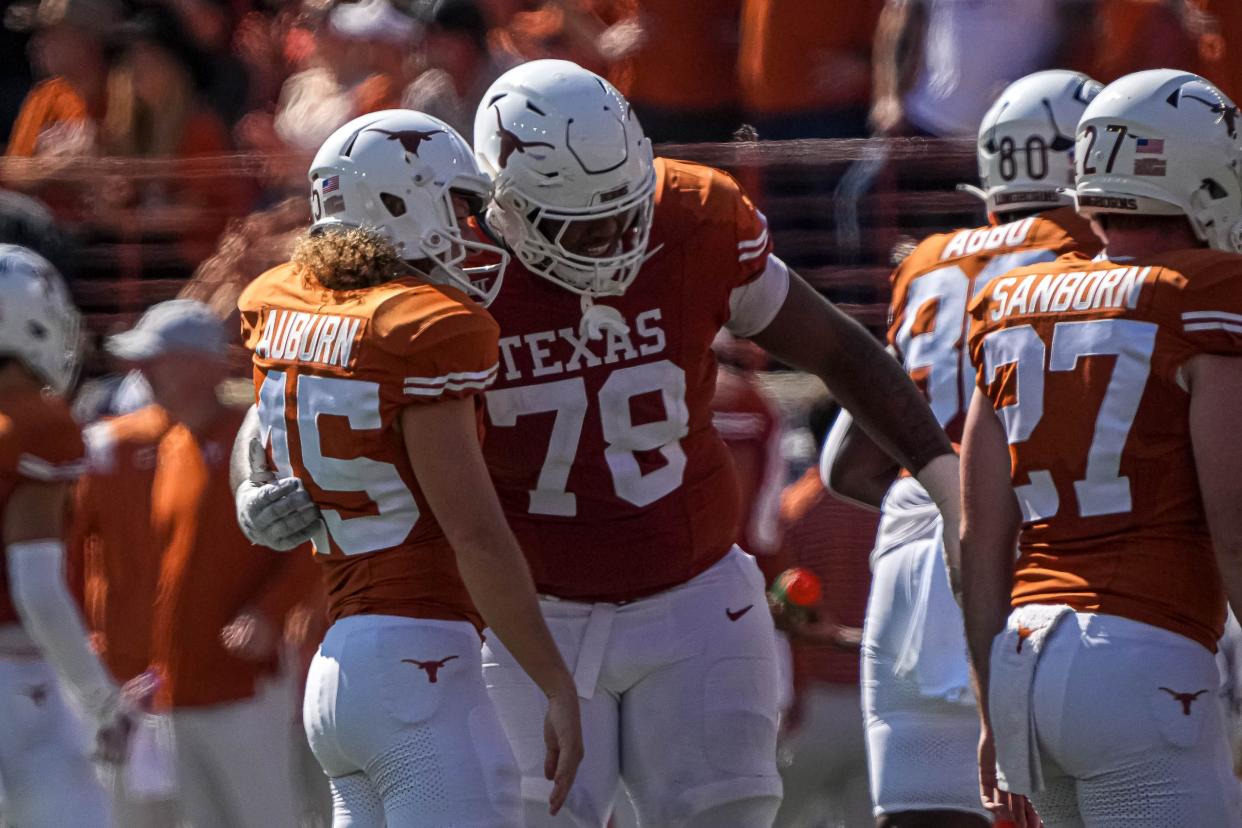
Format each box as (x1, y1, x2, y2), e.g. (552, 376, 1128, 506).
(0, 0, 1238, 373)
(2, 3, 1241, 825)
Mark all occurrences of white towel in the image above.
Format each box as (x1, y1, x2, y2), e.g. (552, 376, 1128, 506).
(879, 478, 974, 705)
(989, 603, 1075, 795)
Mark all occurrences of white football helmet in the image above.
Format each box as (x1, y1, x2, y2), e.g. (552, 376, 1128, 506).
(975, 70, 1103, 214)
(1074, 69, 1242, 252)
(309, 109, 508, 305)
(0, 244, 80, 393)
(474, 59, 656, 298)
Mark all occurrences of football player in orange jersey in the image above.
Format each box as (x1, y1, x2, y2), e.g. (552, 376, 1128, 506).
(238, 61, 960, 828)
(820, 70, 1103, 828)
(961, 69, 1242, 827)
(235, 110, 582, 827)
(0, 245, 135, 826)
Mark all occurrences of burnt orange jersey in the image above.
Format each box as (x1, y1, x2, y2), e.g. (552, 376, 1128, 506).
(70, 405, 171, 682)
(889, 207, 1102, 441)
(239, 264, 501, 628)
(0, 388, 85, 627)
(482, 158, 770, 601)
(967, 249, 1242, 650)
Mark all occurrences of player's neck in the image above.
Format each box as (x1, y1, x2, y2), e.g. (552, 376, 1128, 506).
(1102, 225, 1202, 260)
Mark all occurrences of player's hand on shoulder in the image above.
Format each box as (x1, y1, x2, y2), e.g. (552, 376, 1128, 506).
(236, 437, 321, 551)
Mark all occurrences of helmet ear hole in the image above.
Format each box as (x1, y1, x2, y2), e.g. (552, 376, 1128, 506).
(379, 192, 408, 217)
(1201, 178, 1230, 200)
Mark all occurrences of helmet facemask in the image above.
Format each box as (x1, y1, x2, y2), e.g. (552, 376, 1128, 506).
(496, 167, 656, 298)
(474, 59, 659, 299)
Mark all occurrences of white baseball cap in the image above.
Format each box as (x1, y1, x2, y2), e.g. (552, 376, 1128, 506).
(106, 299, 227, 361)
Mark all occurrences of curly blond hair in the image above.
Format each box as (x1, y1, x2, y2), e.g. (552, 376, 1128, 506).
(292, 227, 409, 291)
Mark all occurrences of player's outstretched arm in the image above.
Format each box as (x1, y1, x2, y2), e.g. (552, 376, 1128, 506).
(400, 397, 582, 816)
(751, 273, 952, 474)
(751, 272, 959, 562)
(1187, 354, 1242, 620)
(4, 479, 131, 762)
(230, 404, 322, 551)
(819, 408, 900, 511)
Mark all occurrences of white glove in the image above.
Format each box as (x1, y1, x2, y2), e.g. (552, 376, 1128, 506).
(235, 438, 322, 551)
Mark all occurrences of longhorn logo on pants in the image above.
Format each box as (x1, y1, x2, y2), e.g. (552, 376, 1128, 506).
(402, 656, 459, 684)
(1159, 686, 1209, 716)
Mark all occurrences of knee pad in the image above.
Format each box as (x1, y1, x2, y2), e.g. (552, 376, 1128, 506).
(679, 795, 781, 828)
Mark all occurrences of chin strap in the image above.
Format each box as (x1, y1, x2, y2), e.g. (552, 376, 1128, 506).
(579, 295, 630, 341)
(956, 183, 987, 202)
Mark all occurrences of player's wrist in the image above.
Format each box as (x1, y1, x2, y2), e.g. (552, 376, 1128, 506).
(540, 670, 577, 701)
(914, 452, 960, 511)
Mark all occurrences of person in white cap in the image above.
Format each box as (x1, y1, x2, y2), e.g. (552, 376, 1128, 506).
(109, 298, 318, 828)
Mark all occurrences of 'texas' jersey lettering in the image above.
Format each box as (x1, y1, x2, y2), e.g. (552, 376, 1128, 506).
(482, 158, 773, 602)
(496, 308, 666, 381)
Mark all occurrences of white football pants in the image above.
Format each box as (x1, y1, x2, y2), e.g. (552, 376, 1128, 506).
(482, 547, 783, 828)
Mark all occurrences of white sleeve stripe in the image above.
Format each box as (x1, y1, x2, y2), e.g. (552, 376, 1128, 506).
(17, 454, 87, 482)
(403, 376, 496, 397)
(1182, 310, 1242, 324)
(737, 228, 769, 251)
(738, 246, 769, 264)
(1184, 321, 1242, 334)
(403, 364, 499, 387)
